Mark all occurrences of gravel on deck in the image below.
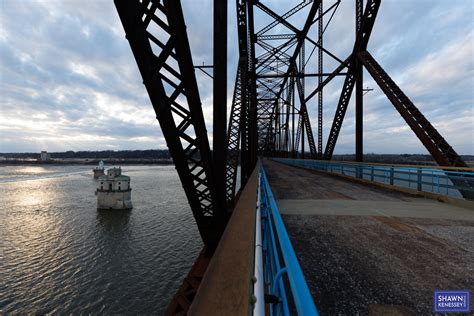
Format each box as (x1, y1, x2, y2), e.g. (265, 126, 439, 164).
(263, 159, 474, 315)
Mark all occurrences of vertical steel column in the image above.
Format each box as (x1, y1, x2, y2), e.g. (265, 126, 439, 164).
(301, 119, 305, 159)
(300, 43, 306, 160)
(318, 0, 323, 159)
(284, 77, 294, 157)
(235, 0, 250, 189)
(283, 81, 290, 155)
(292, 80, 296, 157)
(300, 40, 305, 161)
(248, 1, 258, 167)
(355, 0, 363, 162)
(278, 101, 282, 155)
(275, 102, 280, 154)
(214, 0, 227, 209)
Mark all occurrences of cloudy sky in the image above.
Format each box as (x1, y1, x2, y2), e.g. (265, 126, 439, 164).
(0, 0, 473, 154)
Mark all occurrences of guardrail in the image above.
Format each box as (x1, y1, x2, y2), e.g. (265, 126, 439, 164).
(273, 158, 474, 200)
(260, 166, 319, 316)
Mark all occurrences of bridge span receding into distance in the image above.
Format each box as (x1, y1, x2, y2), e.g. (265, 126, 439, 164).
(183, 159, 473, 315)
(264, 159, 473, 315)
(112, 0, 474, 314)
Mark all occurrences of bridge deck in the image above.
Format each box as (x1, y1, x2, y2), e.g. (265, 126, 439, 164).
(263, 159, 474, 315)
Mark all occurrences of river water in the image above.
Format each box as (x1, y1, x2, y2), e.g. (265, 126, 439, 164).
(0, 164, 202, 314)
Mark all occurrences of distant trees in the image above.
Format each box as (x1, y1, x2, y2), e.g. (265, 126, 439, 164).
(332, 154, 474, 166)
(1, 151, 472, 166)
(0, 150, 171, 160)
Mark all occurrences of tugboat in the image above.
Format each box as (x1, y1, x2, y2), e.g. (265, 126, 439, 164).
(93, 160, 105, 178)
(95, 167, 133, 210)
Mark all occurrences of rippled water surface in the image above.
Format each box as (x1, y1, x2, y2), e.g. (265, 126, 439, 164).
(0, 164, 202, 314)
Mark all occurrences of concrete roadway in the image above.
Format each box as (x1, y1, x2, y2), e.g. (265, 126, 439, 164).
(263, 159, 474, 315)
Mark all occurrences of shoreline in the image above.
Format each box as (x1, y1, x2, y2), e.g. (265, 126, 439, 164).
(0, 159, 174, 166)
(1, 158, 472, 168)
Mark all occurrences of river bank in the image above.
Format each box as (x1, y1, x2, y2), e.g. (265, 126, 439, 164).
(0, 159, 173, 165)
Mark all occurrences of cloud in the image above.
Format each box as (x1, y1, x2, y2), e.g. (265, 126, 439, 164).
(0, 0, 472, 155)
(314, 0, 474, 154)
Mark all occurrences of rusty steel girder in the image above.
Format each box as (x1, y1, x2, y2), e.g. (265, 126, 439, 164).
(114, 0, 227, 251)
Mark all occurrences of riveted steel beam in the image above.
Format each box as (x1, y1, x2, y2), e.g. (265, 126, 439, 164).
(324, 0, 380, 159)
(114, 0, 226, 251)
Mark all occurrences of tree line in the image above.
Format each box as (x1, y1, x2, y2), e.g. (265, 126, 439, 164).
(0, 150, 171, 159)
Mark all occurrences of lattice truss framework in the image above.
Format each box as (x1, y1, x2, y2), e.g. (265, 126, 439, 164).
(115, 0, 471, 248)
(115, 0, 227, 249)
(229, 0, 469, 163)
(225, 0, 471, 203)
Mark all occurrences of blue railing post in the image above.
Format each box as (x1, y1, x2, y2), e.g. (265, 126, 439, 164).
(417, 169, 422, 191)
(437, 174, 440, 193)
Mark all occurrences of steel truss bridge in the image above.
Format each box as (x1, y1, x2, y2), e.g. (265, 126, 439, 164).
(114, 0, 473, 314)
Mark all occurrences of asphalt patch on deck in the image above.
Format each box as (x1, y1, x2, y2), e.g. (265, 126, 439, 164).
(282, 214, 474, 315)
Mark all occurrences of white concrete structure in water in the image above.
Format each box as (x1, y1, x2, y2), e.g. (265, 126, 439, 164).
(40, 151, 51, 161)
(95, 167, 133, 210)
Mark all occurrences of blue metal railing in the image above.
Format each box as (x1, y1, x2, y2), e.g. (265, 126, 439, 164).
(273, 158, 474, 199)
(260, 166, 319, 316)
